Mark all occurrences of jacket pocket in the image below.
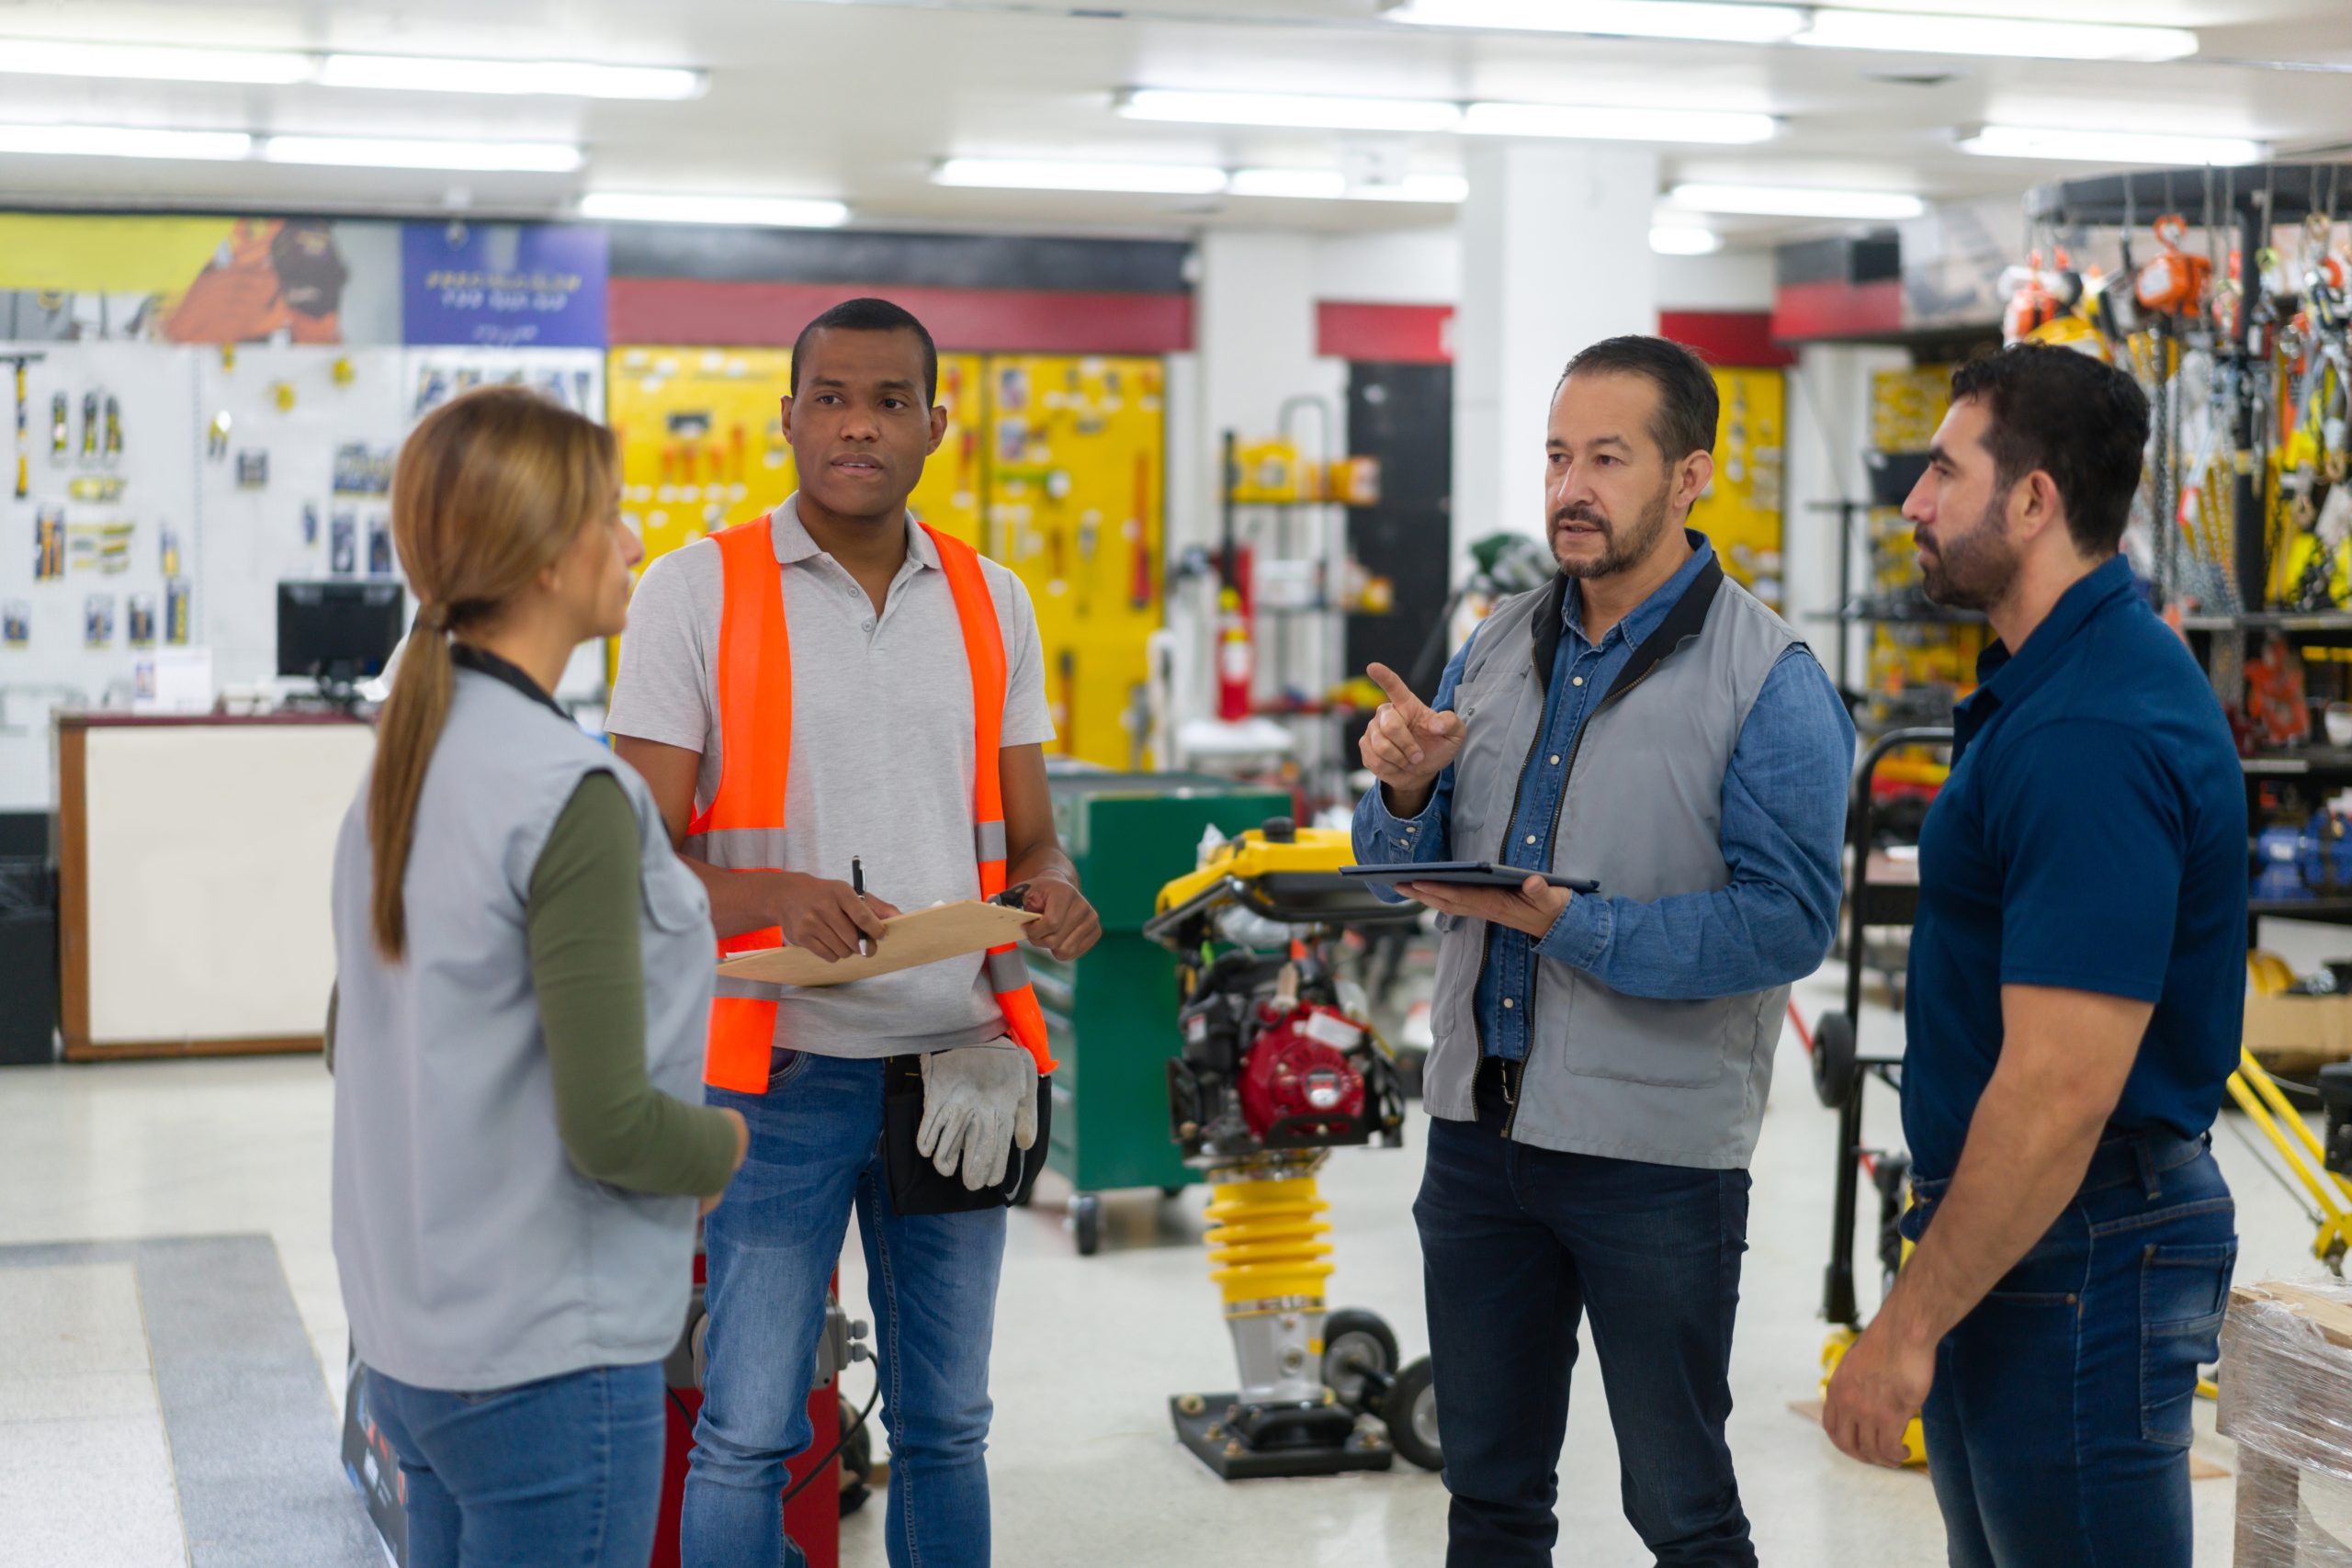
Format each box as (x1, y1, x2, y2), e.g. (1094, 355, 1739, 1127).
(1557, 976, 1728, 1089)
(642, 853, 712, 935)
(2140, 1239, 2233, 1448)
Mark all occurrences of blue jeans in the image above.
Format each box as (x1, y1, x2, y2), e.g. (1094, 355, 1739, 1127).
(684, 1051, 1005, 1568)
(365, 1361, 665, 1568)
(1413, 1071, 1756, 1568)
(1903, 1134, 2236, 1568)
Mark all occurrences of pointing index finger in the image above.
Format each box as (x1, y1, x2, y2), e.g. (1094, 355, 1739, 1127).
(1365, 661, 1428, 719)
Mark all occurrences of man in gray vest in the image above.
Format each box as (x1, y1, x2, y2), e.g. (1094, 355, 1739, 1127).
(1352, 334, 1854, 1566)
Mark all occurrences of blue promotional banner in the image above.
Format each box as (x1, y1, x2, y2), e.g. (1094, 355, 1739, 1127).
(401, 221, 608, 347)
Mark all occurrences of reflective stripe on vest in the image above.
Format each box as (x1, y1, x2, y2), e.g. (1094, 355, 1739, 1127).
(684, 513, 1057, 1093)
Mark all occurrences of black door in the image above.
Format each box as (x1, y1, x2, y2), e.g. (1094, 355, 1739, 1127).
(1346, 362, 1453, 705)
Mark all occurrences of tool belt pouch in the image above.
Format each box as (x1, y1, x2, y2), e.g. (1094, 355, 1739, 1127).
(881, 1053, 1052, 1216)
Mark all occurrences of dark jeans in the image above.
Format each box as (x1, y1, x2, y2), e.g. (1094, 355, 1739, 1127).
(1413, 1070, 1756, 1568)
(1902, 1134, 2236, 1568)
(367, 1361, 667, 1568)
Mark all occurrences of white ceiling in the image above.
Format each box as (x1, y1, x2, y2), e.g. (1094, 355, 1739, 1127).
(0, 0, 2347, 243)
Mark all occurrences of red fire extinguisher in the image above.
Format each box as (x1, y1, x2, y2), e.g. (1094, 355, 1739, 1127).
(1216, 585, 1254, 721)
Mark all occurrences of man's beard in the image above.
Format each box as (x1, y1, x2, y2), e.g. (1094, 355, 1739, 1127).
(1918, 496, 2020, 611)
(1553, 479, 1673, 581)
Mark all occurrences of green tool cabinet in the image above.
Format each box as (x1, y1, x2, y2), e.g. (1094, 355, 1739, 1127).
(1030, 772, 1291, 1255)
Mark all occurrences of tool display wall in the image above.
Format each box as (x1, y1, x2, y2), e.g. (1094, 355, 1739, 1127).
(986, 355, 1165, 771)
(0, 341, 201, 809)
(1690, 367, 1787, 613)
(0, 341, 605, 809)
(609, 346, 1166, 768)
(1833, 362, 1993, 734)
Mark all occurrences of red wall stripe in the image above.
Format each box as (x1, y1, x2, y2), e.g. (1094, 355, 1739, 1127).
(1657, 310, 1796, 368)
(1317, 300, 1454, 364)
(1769, 278, 1905, 344)
(606, 277, 1193, 354)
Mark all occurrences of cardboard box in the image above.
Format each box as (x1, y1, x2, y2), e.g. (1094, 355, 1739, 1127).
(2244, 992, 2352, 1063)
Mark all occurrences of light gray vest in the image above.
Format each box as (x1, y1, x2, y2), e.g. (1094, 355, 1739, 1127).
(1426, 561, 1804, 1170)
(331, 671, 716, 1392)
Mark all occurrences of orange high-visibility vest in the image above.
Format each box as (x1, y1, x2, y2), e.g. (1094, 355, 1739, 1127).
(685, 513, 1056, 1094)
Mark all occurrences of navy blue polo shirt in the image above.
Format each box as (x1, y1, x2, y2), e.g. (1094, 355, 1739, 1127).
(1901, 555, 2247, 1183)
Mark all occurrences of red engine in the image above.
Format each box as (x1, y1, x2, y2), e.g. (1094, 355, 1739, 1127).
(1239, 1003, 1368, 1142)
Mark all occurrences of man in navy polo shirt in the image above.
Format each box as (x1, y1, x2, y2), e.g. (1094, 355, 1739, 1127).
(1822, 344, 2245, 1567)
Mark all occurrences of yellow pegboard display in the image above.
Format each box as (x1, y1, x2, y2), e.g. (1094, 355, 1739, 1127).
(1865, 364, 1985, 702)
(985, 355, 1167, 768)
(605, 346, 1165, 766)
(1690, 367, 1785, 610)
(607, 344, 988, 571)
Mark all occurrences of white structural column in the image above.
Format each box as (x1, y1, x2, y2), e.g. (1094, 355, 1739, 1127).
(1453, 142, 1660, 565)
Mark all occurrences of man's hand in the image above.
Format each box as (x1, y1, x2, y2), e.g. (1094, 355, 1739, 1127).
(1021, 874, 1102, 963)
(769, 872, 901, 963)
(1361, 661, 1466, 818)
(1821, 1314, 1934, 1468)
(1400, 873, 1570, 940)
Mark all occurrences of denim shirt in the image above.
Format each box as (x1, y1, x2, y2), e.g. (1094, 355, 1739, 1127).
(1352, 535, 1855, 1060)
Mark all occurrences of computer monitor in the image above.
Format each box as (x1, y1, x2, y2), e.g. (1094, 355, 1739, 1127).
(277, 581, 404, 686)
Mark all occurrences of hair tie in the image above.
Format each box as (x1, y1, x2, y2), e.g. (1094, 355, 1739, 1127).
(419, 604, 451, 633)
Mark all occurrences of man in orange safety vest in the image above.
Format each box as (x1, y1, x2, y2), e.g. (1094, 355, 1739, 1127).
(610, 297, 1101, 1568)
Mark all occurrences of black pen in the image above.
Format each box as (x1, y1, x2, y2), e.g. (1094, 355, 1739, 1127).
(852, 857, 870, 957)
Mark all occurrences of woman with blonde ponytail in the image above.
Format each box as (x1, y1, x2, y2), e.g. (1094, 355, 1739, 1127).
(329, 386, 747, 1568)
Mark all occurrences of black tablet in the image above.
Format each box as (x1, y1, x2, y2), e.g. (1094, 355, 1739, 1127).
(1340, 862, 1600, 894)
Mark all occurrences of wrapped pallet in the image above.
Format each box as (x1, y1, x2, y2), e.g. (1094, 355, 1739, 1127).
(2219, 1281, 2352, 1564)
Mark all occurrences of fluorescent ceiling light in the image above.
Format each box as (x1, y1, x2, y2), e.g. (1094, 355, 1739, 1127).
(1229, 168, 1469, 202)
(0, 39, 312, 84)
(1119, 88, 1460, 133)
(1388, 0, 1804, 44)
(933, 158, 1228, 195)
(0, 39, 705, 97)
(1651, 225, 1724, 255)
(1670, 182, 1925, 220)
(0, 123, 254, 160)
(1958, 124, 2266, 167)
(263, 135, 582, 173)
(1464, 102, 1777, 144)
(580, 192, 850, 228)
(1797, 9, 2197, 62)
(318, 53, 704, 99)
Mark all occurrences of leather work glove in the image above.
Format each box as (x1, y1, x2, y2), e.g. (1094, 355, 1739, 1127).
(917, 1042, 1039, 1191)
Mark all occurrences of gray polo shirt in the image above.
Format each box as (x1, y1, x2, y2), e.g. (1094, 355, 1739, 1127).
(607, 496, 1053, 1060)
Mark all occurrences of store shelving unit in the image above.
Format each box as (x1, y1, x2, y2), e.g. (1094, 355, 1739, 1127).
(1216, 425, 1358, 808)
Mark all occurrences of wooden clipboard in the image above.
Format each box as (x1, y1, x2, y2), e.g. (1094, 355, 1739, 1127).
(715, 900, 1037, 989)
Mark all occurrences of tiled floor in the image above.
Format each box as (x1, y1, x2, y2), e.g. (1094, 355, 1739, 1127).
(0, 1262, 183, 1568)
(1, 943, 2345, 1565)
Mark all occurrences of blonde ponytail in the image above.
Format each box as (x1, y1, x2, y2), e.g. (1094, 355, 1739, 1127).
(365, 387, 616, 960)
(368, 617, 454, 959)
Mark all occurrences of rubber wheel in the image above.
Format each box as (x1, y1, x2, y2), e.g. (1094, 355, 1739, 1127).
(1071, 1194, 1102, 1257)
(837, 1395, 873, 1517)
(1811, 1010, 1859, 1111)
(1385, 1357, 1442, 1472)
(1321, 1308, 1399, 1410)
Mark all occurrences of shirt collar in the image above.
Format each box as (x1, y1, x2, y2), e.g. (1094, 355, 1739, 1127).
(1973, 552, 2135, 698)
(768, 492, 937, 571)
(1564, 529, 1715, 649)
